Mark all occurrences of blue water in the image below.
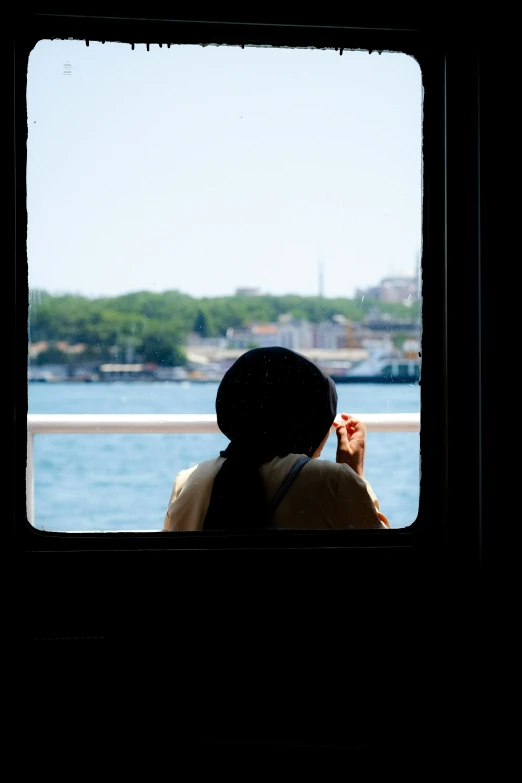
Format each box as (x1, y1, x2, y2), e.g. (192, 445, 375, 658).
(28, 381, 420, 531)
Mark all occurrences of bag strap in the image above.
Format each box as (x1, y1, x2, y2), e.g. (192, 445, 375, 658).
(266, 455, 311, 520)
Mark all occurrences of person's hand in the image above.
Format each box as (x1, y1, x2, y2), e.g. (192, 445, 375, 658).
(334, 413, 367, 478)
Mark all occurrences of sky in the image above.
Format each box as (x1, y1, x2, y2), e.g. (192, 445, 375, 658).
(26, 39, 422, 301)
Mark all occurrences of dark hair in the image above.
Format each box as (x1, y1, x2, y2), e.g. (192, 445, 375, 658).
(204, 347, 338, 530)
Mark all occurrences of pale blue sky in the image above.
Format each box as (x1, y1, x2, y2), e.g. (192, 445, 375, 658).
(27, 40, 422, 300)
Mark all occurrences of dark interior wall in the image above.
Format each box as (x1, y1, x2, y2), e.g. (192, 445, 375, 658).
(13, 9, 496, 761)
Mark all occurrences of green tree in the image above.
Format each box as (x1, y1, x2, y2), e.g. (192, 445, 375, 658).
(28, 289, 420, 355)
(34, 347, 68, 365)
(193, 309, 210, 337)
(138, 334, 186, 366)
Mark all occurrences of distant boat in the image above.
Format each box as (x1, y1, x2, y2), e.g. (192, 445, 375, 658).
(27, 369, 58, 382)
(329, 349, 420, 384)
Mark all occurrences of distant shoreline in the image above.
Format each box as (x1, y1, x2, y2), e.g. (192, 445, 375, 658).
(28, 376, 419, 385)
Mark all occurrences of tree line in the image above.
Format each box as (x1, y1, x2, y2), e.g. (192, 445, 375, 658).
(28, 289, 419, 367)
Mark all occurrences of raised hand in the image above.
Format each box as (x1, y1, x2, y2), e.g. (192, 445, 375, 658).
(334, 412, 367, 478)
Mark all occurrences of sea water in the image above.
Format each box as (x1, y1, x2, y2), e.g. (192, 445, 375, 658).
(27, 381, 420, 531)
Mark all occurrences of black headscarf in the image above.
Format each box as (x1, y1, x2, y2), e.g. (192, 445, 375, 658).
(203, 347, 338, 530)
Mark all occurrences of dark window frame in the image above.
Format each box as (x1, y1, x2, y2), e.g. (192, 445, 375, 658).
(14, 11, 482, 570)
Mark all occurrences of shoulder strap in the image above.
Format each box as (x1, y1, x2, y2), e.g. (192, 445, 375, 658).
(266, 456, 311, 520)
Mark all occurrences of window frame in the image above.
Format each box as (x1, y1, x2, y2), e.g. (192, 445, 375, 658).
(14, 11, 481, 572)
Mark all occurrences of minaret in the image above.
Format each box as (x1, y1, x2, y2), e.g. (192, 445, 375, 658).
(318, 260, 324, 298)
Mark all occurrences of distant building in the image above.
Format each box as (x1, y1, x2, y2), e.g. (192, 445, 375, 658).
(186, 332, 228, 348)
(28, 340, 87, 358)
(226, 322, 280, 348)
(98, 363, 157, 381)
(356, 273, 419, 306)
(28, 363, 68, 380)
(28, 341, 50, 358)
(154, 366, 189, 381)
(313, 320, 347, 350)
(250, 323, 280, 347)
(55, 341, 87, 355)
(225, 327, 255, 349)
(363, 314, 419, 332)
(278, 319, 314, 351)
(378, 276, 418, 305)
(402, 338, 420, 358)
(235, 287, 262, 297)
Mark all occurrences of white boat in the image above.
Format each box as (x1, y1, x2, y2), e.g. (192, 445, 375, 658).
(329, 347, 420, 383)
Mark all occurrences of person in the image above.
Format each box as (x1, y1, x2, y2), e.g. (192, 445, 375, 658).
(163, 346, 390, 531)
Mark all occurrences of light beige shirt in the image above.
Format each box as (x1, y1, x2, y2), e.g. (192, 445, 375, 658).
(163, 454, 390, 531)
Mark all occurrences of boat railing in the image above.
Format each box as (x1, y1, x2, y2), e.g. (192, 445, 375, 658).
(25, 413, 420, 526)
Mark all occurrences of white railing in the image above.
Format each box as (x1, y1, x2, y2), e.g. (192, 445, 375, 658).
(26, 413, 420, 526)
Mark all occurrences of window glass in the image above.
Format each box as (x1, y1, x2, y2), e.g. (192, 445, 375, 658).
(27, 41, 422, 531)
